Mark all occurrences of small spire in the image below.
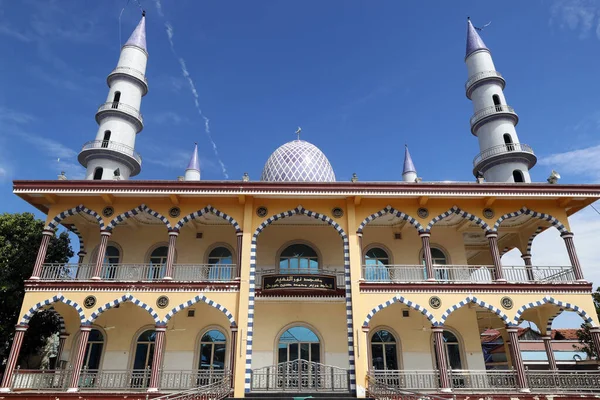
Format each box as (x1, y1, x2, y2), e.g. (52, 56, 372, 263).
(295, 127, 302, 141)
(125, 13, 147, 52)
(466, 17, 488, 59)
(184, 143, 201, 181)
(402, 145, 418, 182)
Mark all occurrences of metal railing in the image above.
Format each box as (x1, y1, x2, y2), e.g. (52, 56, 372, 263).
(11, 369, 71, 390)
(433, 265, 496, 282)
(449, 370, 517, 392)
(255, 268, 345, 288)
(153, 374, 231, 400)
(80, 140, 142, 164)
(108, 66, 148, 86)
(465, 70, 504, 95)
(362, 265, 427, 282)
(368, 370, 440, 391)
(527, 370, 600, 393)
(172, 264, 237, 281)
(470, 104, 517, 129)
(39, 263, 94, 280)
(473, 143, 534, 166)
(96, 101, 144, 125)
(78, 369, 150, 390)
(160, 370, 229, 390)
(251, 360, 349, 392)
(503, 265, 575, 283)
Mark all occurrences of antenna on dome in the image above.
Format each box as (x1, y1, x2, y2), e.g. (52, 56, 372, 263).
(295, 127, 302, 140)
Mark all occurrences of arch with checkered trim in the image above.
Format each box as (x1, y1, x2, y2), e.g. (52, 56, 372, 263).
(513, 296, 595, 327)
(356, 205, 423, 234)
(20, 294, 86, 326)
(69, 225, 85, 254)
(162, 294, 236, 326)
(87, 293, 160, 325)
(106, 204, 172, 231)
(363, 294, 438, 328)
(244, 205, 355, 394)
(493, 208, 568, 234)
(46, 204, 105, 230)
(425, 206, 491, 233)
(526, 226, 545, 255)
(174, 205, 241, 233)
(439, 296, 512, 326)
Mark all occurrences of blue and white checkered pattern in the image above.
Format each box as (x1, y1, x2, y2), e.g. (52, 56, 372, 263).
(513, 296, 595, 327)
(87, 293, 160, 325)
(425, 206, 491, 233)
(175, 205, 241, 232)
(526, 226, 544, 255)
(244, 206, 355, 394)
(69, 225, 85, 254)
(162, 294, 236, 326)
(363, 295, 437, 327)
(46, 205, 105, 230)
(20, 294, 86, 325)
(493, 208, 567, 233)
(106, 204, 172, 231)
(545, 308, 564, 335)
(439, 296, 511, 326)
(356, 206, 424, 233)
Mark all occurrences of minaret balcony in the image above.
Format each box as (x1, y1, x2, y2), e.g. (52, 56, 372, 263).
(472, 143, 537, 175)
(78, 140, 142, 176)
(107, 66, 148, 96)
(95, 102, 144, 132)
(470, 104, 518, 135)
(465, 70, 505, 99)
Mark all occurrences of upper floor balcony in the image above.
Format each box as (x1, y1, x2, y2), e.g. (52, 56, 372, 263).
(78, 140, 142, 175)
(470, 104, 518, 135)
(95, 101, 144, 132)
(465, 70, 505, 99)
(107, 66, 148, 96)
(472, 143, 537, 175)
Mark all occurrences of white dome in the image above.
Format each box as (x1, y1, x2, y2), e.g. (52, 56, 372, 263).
(261, 140, 336, 182)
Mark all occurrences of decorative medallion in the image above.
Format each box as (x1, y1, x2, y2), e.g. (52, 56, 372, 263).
(501, 296, 513, 310)
(483, 208, 495, 219)
(256, 206, 268, 218)
(156, 296, 169, 309)
(102, 206, 114, 218)
(84, 296, 97, 309)
(417, 208, 429, 219)
(332, 207, 344, 218)
(429, 296, 442, 309)
(169, 207, 181, 218)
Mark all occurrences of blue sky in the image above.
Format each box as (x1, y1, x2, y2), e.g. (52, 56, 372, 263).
(1, 0, 600, 327)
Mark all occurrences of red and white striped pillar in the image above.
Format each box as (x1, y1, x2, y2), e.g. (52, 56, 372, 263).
(68, 325, 92, 392)
(521, 253, 534, 281)
(561, 232, 585, 281)
(0, 325, 28, 392)
(91, 231, 112, 280)
(420, 232, 435, 281)
(590, 327, 600, 358)
(30, 230, 55, 279)
(236, 232, 243, 280)
(542, 335, 557, 370)
(229, 325, 238, 389)
(163, 231, 179, 280)
(77, 251, 87, 264)
(56, 333, 69, 367)
(432, 327, 451, 392)
(148, 325, 167, 392)
(485, 232, 505, 281)
(507, 327, 529, 392)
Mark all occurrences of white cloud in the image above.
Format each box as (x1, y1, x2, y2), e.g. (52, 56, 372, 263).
(538, 144, 600, 182)
(152, 111, 189, 125)
(0, 106, 35, 124)
(550, 0, 600, 40)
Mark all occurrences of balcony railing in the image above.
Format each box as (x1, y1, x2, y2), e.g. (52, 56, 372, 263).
(172, 264, 237, 281)
(433, 265, 496, 282)
(503, 265, 575, 283)
(160, 370, 229, 390)
(362, 265, 427, 282)
(39, 263, 94, 280)
(473, 143, 534, 167)
(465, 70, 505, 98)
(96, 101, 144, 127)
(470, 104, 518, 133)
(108, 66, 148, 86)
(255, 268, 346, 289)
(80, 140, 142, 165)
(11, 369, 71, 391)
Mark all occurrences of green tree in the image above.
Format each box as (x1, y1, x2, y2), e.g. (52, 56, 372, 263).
(0, 212, 73, 371)
(575, 286, 600, 358)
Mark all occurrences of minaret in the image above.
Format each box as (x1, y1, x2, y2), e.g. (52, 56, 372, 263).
(465, 18, 536, 183)
(78, 12, 148, 180)
(402, 145, 417, 182)
(184, 143, 201, 181)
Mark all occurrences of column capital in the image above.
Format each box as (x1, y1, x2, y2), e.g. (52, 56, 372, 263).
(506, 326, 520, 334)
(42, 229, 55, 236)
(521, 254, 532, 259)
(15, 324, 29, 332)
(100, 230, 112, 237)
(168, 230, 179, 236)
(154, 325, 167, 332)
(589, 326, 600, 334)
(59, 333, 70, 339)
(431, 326, 445, 333)
(419, 232, 431, 238)
(541, 335, 552, 340)
(77, 251, 87, 256)
(560, 231, 574, 239)
(485, 231, 498, 239)
(230, 325, 238, 332)
(361, 325, 370, 333)
(236, 231, 244, 237)
(79, 325, 93, 332)
(356, 232, 363, 237)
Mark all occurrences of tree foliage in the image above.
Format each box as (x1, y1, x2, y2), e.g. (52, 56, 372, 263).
(0, 213, 73, 370)
(575, 286, 600, 359)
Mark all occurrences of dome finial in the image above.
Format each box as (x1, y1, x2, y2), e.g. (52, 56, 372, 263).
(295, 127, 302, 141)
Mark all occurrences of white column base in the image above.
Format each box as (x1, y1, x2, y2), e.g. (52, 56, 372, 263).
(426, 278, 436, 282)
(440, 388, 453, 393)
(519, 388, 531, 393)
(29, 276, 40, 280)
(162, 276, 173, 281)
(91, 276, 101, 280)
(0, 388, 11, 393)
(147, 387, 159, 392)
(576, 279, 588, 283)
(495, 278, 507, 282)
(67, 387, 80, 392)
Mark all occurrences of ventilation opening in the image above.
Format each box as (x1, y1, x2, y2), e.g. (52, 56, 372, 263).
(93, 167, 103, 180)
(102, 131, 111, 148)
(503, 133, 514, 151)
(187, 309, 195, 317)
(513, 170, 525, 183)
(402, 310, 410, 318)
(112, 91, 121, 109)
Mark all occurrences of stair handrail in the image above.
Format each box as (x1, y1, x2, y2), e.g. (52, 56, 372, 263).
(366, 373, 455, 400)
(147, 373, 230, 400)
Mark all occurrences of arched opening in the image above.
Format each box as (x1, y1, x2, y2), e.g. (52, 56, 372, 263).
(112, 91, 121, 108)
(512, 170, 525, 183)
(82, 329, 105, 371)
(279, 243, 319, 274)
(364, 247, 390, 281)
(434, 330, 464, 370)
(493, 94, 501, 110)
(422, 247, 449, 280)
(503, 134, 514, 151)
(102, 131, 111, 148)
(198, 329, 227, 371)
(148, 245, 169, 280)
(93, 167, 103, 180)
(102, 245, 121, 279)
(131, 329, 155, 387)
(370, 329, 399, 371)
(207, 246, 233, 280)
(277, 326, 321, 364)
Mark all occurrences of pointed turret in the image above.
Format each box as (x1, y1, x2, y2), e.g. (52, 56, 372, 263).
(466, 18, 488, 59)
(125, 12, 147, 53)
(402, 145, 417, 182)
(185, 143, 201, 181)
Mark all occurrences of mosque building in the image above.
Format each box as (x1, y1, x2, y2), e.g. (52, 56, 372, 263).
(3, 13, 600, 400)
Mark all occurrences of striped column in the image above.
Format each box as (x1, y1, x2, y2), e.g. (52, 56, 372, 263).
(561, 232, 585, 281)
(590, 327, 600, 358)
(521, 254, 534, 281)
(68, 325, 92, 392)
(92, 231, 112, 280)
(77, 251, 87, 264)
(542, 336, 557, 370)
(507, 327, 529, 392)
(30, 230, 54, 279)
(163, 231, 179, 280)
(432, 327, 451, 392)
(57, 333, 69, 367)
(420, 232, 435, 281)
(229, 326, 238, 390)
(0, 325, 28, 391)
(357, 233, 364, 281)
(485, 232, 505, 281)
(148, 325, 166, 392)
(236, 232, 243, 280)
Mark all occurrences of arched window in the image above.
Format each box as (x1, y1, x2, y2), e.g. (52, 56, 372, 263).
(424, 248, 448, 280)
(102, 131, 111, 148)
(102, 245, 121, 279)
(513, 170, 525, 183)
(148, 246, 169, 280)
(431, 248, 447, 265)
(492, 94, 501, 110)
(278, 326, 320, 364)
(371, 329, 398, 370)
(93, 167, 103, 180)
(132, 329, 155, 387)
(279, 244, 318, 273)
(503, 134, 514, 151)
(112, 91, 121, 108)
(434, 330, 463, 370)
(208, 247, 233, 280)
(82, 329, 104, 370)
(198, 330, 227, 371)
(364, 247, 390, 282)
